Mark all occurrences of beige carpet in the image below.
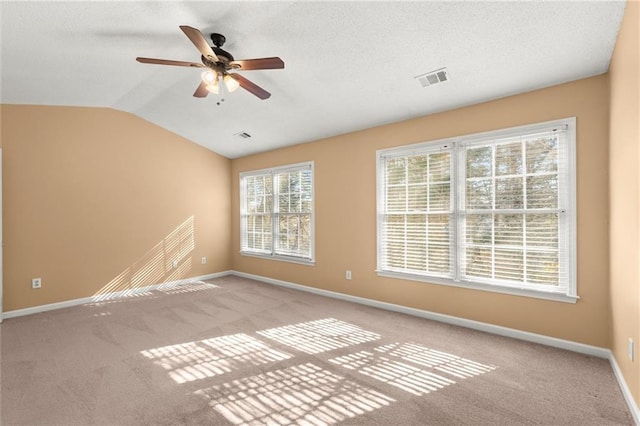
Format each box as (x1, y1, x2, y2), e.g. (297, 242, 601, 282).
(0, 275, 634, 425)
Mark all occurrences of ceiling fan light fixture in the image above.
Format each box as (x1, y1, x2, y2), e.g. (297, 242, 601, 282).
(223, 74, 240, 93)
(206, 82, 220, 94)
(201, 70, 217, 84)
(202, 70, 220, 93)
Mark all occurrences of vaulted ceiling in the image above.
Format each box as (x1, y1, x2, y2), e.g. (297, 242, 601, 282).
(0, 1, 626, 158)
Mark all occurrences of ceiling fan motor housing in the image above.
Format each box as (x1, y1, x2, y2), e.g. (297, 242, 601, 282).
(206, 33, 234, 64)
(202, 51, 235, 74)
(212, 46, 234, 62)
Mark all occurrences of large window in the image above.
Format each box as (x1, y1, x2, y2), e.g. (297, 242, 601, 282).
(240, 162, 314, 263)
(377, 118, 576, 302)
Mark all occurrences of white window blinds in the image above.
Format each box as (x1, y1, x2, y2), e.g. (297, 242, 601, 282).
(460, 128, 571, 292)
(377, 118, 576, 299)
(274, 167, 313, 258)
(241, 162, 314, 262)
(380, 145, 453, 278)
(243, 172, 273, 254)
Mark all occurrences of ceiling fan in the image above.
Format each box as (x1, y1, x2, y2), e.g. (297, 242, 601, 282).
(136, 25, 284, 100)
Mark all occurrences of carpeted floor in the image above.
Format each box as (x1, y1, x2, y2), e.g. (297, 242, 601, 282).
(0, 275, 634, 425)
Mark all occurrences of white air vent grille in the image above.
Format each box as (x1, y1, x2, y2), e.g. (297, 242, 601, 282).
(415, 68, 450, 88)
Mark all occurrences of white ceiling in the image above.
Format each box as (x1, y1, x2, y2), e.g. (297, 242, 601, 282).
(1, 1, 626, 159)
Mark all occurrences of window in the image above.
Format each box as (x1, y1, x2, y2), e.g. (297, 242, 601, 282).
(377, 118, 576, 302)
(240, 162, 314, 264)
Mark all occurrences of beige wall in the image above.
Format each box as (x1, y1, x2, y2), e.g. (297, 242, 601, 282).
(0, 3, 636, 407)
(0, 4, 636, 404)
(609, 0, 640, 406)
(1, 105, 231, 311)
(232, 75, 611, 348)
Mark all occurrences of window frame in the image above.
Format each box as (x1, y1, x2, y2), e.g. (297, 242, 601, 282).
(240, 161, 315, 265)
(376, 118, 577, 303)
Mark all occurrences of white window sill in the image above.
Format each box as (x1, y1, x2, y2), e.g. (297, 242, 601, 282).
(240, 251, 315, 266)
(376, 270, 579, 304)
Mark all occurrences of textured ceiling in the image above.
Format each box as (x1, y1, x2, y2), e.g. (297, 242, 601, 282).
(0, 1, 626, 159)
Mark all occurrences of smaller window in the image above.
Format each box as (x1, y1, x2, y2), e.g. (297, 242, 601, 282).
(240, 162, 314, 264)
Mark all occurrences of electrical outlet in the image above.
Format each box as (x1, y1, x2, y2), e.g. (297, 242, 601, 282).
(172, 260, 178, 269)
(201, 257, 207, 265)
(346, 270, 352, 280)
(32, 278, 42, 289)
(629, 338, 635, 361)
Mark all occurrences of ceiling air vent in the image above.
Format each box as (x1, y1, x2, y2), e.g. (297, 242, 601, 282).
(235, 131, 251, 139)
(415, 68, 450, 88)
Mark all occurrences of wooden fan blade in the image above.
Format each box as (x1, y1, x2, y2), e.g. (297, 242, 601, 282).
(179, 25, 218, 62)
(193, 80, 209, 98)
(229, 57, 285, 71)
(136, 57, 204, 68)
(229, 74, 271, 100)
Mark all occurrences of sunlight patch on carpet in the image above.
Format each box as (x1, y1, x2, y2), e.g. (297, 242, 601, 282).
(141, 333, 292, 384)
(156, 282, 219, 295)
(329, 351, 455, 396)
(375, 342, 497, 379)
(195, 363, 395, 425)
(85, 291, 157, 307)
(257, 318, 380, 354)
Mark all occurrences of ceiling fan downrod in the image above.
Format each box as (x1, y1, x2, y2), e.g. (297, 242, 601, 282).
(210, 33, 226, 47)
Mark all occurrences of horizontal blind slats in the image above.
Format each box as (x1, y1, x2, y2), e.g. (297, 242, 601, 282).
(377, 118, 573, 296)
(460, 131, 566, 289)
(380, 149, 453, 277)
(241, 163, 313, 260)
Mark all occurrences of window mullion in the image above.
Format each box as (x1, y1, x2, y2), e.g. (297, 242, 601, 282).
(272, 171, 278, 256)
(522, 138, 528, 283)
(425, 155, 430, 272)
(298, 182, 302, 256)
(404, 161, 408, 271)
(491, 145, 496, 280)
(453, 142, 461, 282)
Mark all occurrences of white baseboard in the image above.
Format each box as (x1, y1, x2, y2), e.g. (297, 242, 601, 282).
(610, 354, 640, 425)
(2, 271, 232, 319)
(232, 271, 609, 357)
(232, 270, 639, 423)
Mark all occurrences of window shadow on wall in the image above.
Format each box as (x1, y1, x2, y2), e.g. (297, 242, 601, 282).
(92, 216, 195, 301)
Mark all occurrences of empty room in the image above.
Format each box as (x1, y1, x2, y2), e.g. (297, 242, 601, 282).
(1, 1, 638, 425)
